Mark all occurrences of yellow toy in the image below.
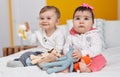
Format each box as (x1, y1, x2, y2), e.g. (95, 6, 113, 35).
(18, 22, 29, 40)
(18, 24, 27, 40)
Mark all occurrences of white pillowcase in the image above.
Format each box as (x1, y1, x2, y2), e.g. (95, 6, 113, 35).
(66, 19, 73, 30)
(57, 25, 68, 39)
(104, 20, 120, 48)
(94, 19, 106, 50)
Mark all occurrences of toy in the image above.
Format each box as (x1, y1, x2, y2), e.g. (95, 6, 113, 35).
(40, 45, 75, 74)
(18, 24, 27, 40)
(74, 55, 91, 73)
(18, 22, 29, 40)
(30, 49, 61, 67)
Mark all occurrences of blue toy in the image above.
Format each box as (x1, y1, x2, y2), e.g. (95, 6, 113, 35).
(41, 45, 75, 74)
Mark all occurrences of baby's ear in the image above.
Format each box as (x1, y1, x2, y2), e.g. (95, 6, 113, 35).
(56, 19, 60, 25)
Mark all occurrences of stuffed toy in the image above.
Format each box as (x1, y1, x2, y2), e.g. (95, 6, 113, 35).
(74, 55, 91, 73)
(18, 23, 27, 40)
(30, 49, 61, 67)
(40, 45, 75, 74)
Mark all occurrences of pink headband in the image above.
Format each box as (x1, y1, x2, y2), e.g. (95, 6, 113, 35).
(81, 3, 94, 10)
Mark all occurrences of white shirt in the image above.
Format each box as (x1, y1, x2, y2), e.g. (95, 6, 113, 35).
(63, 30, 102, 57)
(26, 27, 65, 53)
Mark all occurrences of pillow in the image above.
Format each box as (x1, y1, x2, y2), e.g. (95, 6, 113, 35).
(66, 19, 73, 37)
(66, 19, 73, 30)
(57, 25, 68, 39)
(94, 19, 106, 50)
(104, 20, 120, 48)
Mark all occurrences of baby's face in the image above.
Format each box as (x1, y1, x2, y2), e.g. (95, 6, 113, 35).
(73, 10, 94, 34)
(39, 9, 59, 31)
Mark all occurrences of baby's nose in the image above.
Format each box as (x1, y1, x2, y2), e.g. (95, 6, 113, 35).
(79, 20, 84, 24)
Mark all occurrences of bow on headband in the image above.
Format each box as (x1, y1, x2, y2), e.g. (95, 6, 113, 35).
(81, 3, 94, 10)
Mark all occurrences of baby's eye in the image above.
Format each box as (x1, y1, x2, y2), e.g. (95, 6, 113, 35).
(75, 17, 80, 20)
(47, 17, 51, 20)
(40, 17, 44, 20)
(84, 17, 89, 20)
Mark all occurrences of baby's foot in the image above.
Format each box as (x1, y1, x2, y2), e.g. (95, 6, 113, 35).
(79, 61, 91, 73)
(79, 61, 87, 72)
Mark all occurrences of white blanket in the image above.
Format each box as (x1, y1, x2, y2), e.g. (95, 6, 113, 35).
(0, 47, 120, 77)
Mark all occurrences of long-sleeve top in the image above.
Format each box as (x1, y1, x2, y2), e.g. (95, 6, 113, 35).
(63, 29, 102, 58)
(26, 27, 65, 53)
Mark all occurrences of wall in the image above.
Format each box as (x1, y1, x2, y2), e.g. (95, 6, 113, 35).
(47, 0, 118, 24)
(0, 0, 46, 57)
(0, 0, 10, 57)
(12, 0, 46, 46)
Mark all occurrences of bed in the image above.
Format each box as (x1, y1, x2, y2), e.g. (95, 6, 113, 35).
(0, 19, 120, 77)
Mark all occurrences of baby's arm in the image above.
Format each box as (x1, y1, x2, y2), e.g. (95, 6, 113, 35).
(23, 22, 40, 44)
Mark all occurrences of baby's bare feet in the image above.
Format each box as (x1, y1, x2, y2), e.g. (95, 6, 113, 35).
(79, 60, 91, 73)
(79, 61, 87, 72)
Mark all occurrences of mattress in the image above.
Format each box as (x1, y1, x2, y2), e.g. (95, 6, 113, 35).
(0, 47, 120, 77)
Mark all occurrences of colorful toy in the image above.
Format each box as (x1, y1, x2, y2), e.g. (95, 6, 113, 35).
(40, 45, 75, 74)
(74, 55, 91, 73)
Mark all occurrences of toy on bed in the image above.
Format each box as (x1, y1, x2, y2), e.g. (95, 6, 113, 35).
(40, 45, 75, 74)
(74, 55, 91, 73)
(30, 49, 62, 67)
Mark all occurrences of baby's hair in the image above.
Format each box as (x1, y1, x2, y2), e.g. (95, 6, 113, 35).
(73, 5, 94, 23)
(39, 6, 60, 19)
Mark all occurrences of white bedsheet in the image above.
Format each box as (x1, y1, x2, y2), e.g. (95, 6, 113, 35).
(0, 47, 120, 77)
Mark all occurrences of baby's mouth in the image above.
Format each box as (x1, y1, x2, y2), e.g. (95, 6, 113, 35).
(79, 25, 84, 28)
(42, 24, 48, 26)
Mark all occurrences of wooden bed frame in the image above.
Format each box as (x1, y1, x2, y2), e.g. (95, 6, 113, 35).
(3, 45, 37, 56)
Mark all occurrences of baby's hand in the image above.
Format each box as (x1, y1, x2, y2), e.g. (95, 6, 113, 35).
(72, 50, 82, 61)
(24, 22, 30, 32)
